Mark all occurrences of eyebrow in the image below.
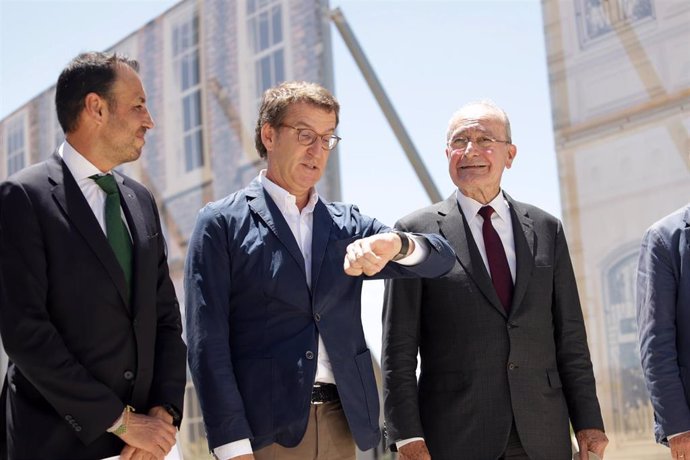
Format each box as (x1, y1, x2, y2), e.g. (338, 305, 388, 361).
(288, 121, 335, 134)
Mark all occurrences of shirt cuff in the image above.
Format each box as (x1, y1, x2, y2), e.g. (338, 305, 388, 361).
(214, 438, 253, 459)
(396, 436, 425, 449)
(394, 234, 428, 266)
(669, 430, 690, 440)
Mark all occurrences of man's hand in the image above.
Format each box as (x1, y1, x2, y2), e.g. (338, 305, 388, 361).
(398, 440, 431, 460)
(117, 412, 177, 459)
(148, 405, 174, 425)
(344, 232, 414, 276)
(228, 456, 255, 460)
(670, 432, 690, 460)
(120, 445, 156, 460)
(576, 428, 608, 459)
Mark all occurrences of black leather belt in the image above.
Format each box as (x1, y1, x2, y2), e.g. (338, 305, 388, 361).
(311, 383, 339, 405)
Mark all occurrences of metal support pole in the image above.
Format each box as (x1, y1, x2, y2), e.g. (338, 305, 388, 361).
(330, 7, 443, 203)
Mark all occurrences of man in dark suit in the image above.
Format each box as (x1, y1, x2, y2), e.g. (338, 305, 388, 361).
(637, 204, 690, 459)
(0, 52, 186, 460)
(184, 81, 455, 460)
(381, 101, 608, 460)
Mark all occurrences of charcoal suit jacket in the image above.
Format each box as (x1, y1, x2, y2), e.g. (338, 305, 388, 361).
(382, 192, 604, 460)
(0, 153, 186, 459)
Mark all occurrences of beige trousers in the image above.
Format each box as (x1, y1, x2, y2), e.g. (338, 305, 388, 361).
(254, 401, 356, 460)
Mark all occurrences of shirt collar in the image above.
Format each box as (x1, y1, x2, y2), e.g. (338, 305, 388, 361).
(258, 170, 319, 213)
(455, 189, 511, 223)
(58, 141, 123, 184)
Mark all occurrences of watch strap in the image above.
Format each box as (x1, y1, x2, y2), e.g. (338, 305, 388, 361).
(391, 231, 411, 261)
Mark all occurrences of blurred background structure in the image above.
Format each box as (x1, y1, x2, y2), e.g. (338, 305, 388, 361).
(1, 0, 688, 458)
(543, 0, 689, 458)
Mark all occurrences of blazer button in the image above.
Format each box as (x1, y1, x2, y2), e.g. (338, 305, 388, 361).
(508, 362, 517, 370)
(123, 370, 135, 381)
(314, 313, 321, 322)
(305, 351, 315, 360)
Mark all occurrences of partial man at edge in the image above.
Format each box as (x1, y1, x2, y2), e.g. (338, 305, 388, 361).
(637, 203, 690, 460)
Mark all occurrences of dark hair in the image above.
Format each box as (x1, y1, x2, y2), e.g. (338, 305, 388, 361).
(55, 51, 139, 133)
(254, 81, 340, 159)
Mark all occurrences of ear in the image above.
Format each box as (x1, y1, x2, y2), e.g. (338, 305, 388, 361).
(505, 144, 517, 169)
(261, 123, 276, 154)
(83, 92, 107, 125)
(445, 146, 453, 162)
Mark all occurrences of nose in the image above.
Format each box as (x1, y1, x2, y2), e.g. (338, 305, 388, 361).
(462, 141, 480, 156)
(143, 107, 155, 129)
(306, 138, 323, 156)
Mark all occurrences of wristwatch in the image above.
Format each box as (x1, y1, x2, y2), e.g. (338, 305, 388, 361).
(162, 403, 182, 428)
(391, 231, 412, 261)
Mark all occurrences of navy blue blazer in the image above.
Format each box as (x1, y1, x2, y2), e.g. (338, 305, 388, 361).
(637, 204, 690, 444)
(184, 178, 454, 452)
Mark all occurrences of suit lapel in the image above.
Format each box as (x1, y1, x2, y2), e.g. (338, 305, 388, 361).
(246, 179, 307, 279)
(506, 193, 535, 315)
(681, 207, 690, 272)
(118, 176, 147, 312)
(47, 154, 130, 308)
(310, 199, 334, 290)
(438, 195, 506, 316)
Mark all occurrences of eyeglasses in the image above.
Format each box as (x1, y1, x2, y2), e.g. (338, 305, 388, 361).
(448, 135, 510, 151)
(280, 124, 342, 150)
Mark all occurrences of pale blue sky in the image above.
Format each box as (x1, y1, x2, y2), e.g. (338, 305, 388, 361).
(0, 0, 560, 360)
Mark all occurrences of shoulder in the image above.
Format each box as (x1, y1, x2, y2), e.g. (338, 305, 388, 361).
(509, 196, 559, 224)
(644, 205, 687, 241)
(2, 159, 51, 188)
(192, 188, 254, 233)
(323, 200, 362, 219)
(0, 159, 55, 203)
(396, 200, 447, 231)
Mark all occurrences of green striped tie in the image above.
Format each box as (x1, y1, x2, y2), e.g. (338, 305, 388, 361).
(91, 174, 132, 292)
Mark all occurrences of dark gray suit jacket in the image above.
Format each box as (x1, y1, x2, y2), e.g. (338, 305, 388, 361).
(382, 192, 604, 460)
(0, 153, 186, 459)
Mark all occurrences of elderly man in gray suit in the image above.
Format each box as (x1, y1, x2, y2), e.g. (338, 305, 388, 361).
(381, 101, 608, 460)
(637, 204, 690, 460)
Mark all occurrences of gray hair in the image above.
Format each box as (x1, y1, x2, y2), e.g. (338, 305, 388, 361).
(446, 100, 512, 143)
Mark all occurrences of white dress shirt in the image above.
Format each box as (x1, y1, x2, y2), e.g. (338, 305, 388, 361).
(216, 171, 426, 459)
(456, 189, 516, 283)
(58, 141, 129, 237)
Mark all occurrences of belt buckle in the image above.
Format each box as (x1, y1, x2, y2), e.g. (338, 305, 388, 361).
(311, 383, 325, 405)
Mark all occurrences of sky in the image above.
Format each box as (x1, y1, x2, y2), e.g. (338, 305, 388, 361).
(0, 0, 560, 362)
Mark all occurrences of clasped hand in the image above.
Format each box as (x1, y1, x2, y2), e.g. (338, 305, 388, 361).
(118, 406, 177, 460)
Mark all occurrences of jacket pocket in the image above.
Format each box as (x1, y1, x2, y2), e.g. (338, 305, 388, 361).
(547, 368, 562, 389)
(354, 349, 379, 427)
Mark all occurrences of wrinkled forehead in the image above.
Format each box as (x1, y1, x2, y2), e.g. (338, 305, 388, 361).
(447, 105, 506, 139)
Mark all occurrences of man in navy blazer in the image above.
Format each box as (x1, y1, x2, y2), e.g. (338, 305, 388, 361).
(184, 81, 454, 460)
(637, 204, 690, 459)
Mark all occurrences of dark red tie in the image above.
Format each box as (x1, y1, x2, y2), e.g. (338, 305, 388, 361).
(478, 206, 513, 312)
